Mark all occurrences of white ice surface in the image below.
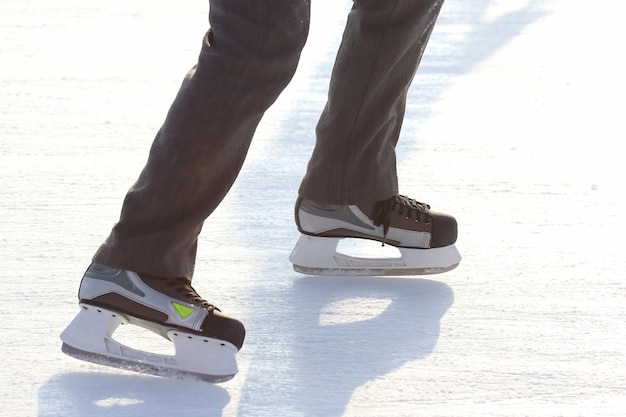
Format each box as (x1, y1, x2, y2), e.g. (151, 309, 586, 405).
(1, 0, 625, 416)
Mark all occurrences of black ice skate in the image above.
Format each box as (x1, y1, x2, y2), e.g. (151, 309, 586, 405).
(290, 195, 461, 275)
(60, 263, 245, 382)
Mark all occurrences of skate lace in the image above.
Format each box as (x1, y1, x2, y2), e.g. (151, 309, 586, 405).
(372, 195, 431, 244)
(166, 278, 217, 311)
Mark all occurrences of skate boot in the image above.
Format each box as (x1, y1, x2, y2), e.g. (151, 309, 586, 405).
(60, 263, 245, 382)
(290, 195, 461, 275)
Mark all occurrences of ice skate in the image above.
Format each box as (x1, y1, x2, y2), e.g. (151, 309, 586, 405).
(290, 195, 461, 276)
(60, 263, 245, 383)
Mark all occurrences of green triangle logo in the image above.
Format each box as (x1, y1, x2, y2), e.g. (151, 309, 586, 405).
(172, 302, 195, 319)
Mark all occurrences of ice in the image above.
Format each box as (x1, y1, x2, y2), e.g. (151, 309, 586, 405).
(1, 0, 625, 416)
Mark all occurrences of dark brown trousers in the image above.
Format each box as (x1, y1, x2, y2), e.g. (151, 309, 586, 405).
(94, 0, 445, 278)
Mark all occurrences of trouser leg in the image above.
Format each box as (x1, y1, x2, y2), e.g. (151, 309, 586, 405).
(299, 0, 444, 204)
(94, 0, 310, 279)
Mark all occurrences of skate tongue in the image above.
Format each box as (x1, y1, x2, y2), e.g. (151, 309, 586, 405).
(139, 274, 217, 310)
(370, 195, 432, 240)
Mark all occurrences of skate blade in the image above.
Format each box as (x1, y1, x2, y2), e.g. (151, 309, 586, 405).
(61, 342, 235, 383)
(292, 262, 460, 276)
(60, 304, 238, 383)
(290, 234, 461, 276)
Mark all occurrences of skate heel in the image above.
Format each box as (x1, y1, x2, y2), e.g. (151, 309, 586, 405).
(289, 234, 461, 276)
(61, 303, 128, 355)
(289, 235, 342, 272)
(60, 303, 238, 383)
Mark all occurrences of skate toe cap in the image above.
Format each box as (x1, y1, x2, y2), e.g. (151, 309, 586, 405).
(430, 212, 458, 248)
(203, 310, 246, 350)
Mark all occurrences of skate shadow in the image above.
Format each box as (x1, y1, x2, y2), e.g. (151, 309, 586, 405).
(236, 276, 453, 416)
(37, 371, 230, 417)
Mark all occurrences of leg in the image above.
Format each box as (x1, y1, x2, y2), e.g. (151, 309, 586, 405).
(299, 0, 445, 204)
(292, 1, 459, 276)
(62, 1, 310, 382)
(94, 0, 310, 279)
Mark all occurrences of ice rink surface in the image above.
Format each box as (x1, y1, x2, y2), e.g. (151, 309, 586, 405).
(1, 0, 624, 416)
